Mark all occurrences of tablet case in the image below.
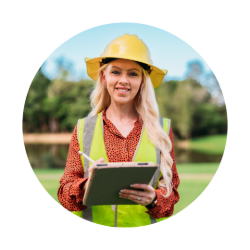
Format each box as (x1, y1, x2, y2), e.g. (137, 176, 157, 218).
(83, 162, 159, 206)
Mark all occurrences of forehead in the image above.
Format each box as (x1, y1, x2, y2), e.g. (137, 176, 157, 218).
(107, 59, 142, 70)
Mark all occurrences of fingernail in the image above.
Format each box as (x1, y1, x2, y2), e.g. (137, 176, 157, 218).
(130, 185, 133, 187)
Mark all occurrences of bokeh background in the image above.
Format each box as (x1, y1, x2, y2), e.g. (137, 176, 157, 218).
(23, 23, 227, 217)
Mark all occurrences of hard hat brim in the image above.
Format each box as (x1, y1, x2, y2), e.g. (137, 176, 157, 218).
(85, 56, 167, 89)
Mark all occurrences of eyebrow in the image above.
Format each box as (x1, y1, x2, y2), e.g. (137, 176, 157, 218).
(111, 66, 140, 72)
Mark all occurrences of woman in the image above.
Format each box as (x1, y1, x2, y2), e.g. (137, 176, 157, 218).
(58, 34, 180, 227)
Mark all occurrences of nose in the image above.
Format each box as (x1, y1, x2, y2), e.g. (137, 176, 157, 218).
(118, 72, 129, 85)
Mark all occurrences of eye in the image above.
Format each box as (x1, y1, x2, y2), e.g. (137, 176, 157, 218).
(129, 72, 138, 76)
(111, 70, 120, 75)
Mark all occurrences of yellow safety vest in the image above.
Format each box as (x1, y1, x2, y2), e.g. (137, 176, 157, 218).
(72, 112, 171, 227)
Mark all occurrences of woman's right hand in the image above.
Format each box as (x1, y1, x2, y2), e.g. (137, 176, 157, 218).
(83, 158, 106, 191)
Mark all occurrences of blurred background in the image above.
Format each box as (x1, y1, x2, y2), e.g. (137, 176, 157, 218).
(23, 23, 227, 217)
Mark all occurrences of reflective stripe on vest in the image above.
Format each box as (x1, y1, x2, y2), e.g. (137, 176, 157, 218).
(72, 112, 171, 227)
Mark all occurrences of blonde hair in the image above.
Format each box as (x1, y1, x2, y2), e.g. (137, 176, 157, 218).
(89, 63, 173, 197)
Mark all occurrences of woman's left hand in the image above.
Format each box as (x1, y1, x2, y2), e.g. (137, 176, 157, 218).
(119, 184, 156, 206)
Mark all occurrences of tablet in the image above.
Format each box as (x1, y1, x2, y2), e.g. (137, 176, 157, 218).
(83, 162, 159, 206)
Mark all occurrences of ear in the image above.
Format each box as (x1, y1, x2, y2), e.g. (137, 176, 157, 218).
(101, 70, 107, 85)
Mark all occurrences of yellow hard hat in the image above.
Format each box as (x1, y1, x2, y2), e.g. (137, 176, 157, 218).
(85, 34, 167, 88)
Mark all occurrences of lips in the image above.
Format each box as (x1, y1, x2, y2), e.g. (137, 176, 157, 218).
(115, 87, 130, 93)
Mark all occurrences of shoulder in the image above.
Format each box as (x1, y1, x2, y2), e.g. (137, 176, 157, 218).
(76, 113, 99, 126)
(76, 113, 101, 140)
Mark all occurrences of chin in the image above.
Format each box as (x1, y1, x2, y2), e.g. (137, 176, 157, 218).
(114, 97, 131, 105)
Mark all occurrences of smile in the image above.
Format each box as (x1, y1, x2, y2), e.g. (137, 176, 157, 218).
(116, 88, 130, 93)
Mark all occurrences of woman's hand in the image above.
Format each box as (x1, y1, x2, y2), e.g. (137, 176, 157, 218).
(83, 158, 106, 191)
(119, 184, 156, 206)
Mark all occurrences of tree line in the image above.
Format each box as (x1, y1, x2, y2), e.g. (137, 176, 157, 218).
(23, 61, 227, 139)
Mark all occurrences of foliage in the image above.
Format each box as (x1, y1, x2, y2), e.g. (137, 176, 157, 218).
(156, 78, 227, 139)
(155, 61, 227, 139)
(23, 66, 94, 133)
(23, 60, 227, 138)
(23, 68, 51, 132)
(43, 78, 94, 132)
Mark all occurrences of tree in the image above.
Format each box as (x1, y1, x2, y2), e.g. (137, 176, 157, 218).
(23, 68, 51, 132)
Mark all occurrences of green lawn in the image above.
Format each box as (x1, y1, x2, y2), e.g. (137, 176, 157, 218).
(173, 162, 220, 216)
(34, 169, 64, 203)
(33, 162, 221, 217)
(177, 162, 219, 173)
(39, 179, 61, 202)
(173, 179, 211, 215)
(188, 134, 227, 155)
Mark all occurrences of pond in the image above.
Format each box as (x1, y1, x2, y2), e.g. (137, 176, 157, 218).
(24, 143, 223, 169)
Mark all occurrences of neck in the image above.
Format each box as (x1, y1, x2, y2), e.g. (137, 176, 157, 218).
(106, 101, 138, 123)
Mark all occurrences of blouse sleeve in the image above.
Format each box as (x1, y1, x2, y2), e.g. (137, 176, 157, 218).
(57, 125, 88, 211)
(146, 127, 180, 218)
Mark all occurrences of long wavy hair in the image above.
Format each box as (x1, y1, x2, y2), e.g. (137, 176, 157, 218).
(89, 63, 173, 197)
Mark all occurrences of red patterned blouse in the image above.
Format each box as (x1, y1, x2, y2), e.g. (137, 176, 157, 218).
(57, 110, 180, 219)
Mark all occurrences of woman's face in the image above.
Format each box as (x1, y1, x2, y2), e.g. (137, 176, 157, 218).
(102, 59, 143, 106)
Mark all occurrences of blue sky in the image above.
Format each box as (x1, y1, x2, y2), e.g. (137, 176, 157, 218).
(42, 23, 212, 81)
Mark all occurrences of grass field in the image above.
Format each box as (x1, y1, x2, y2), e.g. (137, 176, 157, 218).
(33, 162, 221, 218)
(173, 162, 220, 216)
(188, 134, 227, 155)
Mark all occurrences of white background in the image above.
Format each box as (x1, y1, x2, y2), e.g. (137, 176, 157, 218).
(1, 0, 250, 249)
